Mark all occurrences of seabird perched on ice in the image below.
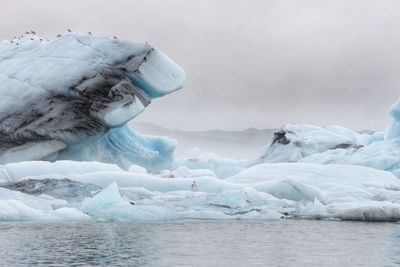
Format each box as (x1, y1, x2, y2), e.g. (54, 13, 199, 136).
(68, 29, 72, 32)
(56, 34, 62, 38)
(113, 36, 118, 39)
(88, 31, 92, 35)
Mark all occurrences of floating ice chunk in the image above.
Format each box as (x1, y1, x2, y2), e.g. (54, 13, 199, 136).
(190, 168, 217, 178)
(173, 166, 193, 178)
(173, 167, 217, 178)
(0, 200, 54, 221)
(254, 123, 381, 165)
(119, 187, 156, 201)
(175, 154, 246, 178)
(51, 207, 91, 221)
(300, 138, 400, 176)
(0, 187, 64, 210)
(206, 190, 251, 209)
(71, 171, 239, 193)
(128, 164, 147, 174)
(385, 120, 400, 140)
(256, 179, 325, 203)
(389, 98, 400, 121)
(381, 98, 400, 140)
(0, 200, 89, 222)
(228, 163, 400, 202)
(334, 204, 400, 222)
(80, 183, 123, 212)
(0, 160, 122, 182)
(0, 187, 89, 221)
(80, 183, 177, 222)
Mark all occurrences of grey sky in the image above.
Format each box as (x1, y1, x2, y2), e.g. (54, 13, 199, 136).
(1, 0, 399, 131)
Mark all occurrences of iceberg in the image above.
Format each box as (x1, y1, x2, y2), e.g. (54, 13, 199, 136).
(0, 33, 185, 169)
(0, 160, 398, 222)
(255, 123, 383, 164)
(2, 32, 400, 223)
(252, 123, 400, 177)
(299, 138, 400, 176)
(385, 99, 400, 139)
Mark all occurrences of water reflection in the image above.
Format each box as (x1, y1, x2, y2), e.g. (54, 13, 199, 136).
(0, 220, 398, 266)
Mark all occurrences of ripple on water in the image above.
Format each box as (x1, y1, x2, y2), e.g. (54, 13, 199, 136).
(0, 220, 399, 267)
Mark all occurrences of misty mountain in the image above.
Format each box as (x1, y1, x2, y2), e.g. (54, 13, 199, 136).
(130, 121, 275, 159)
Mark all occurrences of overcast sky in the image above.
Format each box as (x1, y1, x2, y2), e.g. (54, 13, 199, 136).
(1, 0, 400, 131)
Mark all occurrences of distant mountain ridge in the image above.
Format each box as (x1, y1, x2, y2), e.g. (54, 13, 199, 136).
(129, 121, 275, 159)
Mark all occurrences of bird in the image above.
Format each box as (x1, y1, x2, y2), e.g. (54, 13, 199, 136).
(113, 36, 118, 39)
(67, 29, 72, 32)
(88, 31, 92, 35)
(56, 34, 62, 38)
(30, 30, 36, 34)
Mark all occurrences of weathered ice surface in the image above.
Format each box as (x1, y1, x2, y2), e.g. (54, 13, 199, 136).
(247, 121, 400, 177)
(0, 178, 101, 202)
(58, 125, 177, 171)
(253, 123, 384, 165)
(385, 99, 400, 139)
(0, 33, 185, 168)
(255, 123, 383, 164)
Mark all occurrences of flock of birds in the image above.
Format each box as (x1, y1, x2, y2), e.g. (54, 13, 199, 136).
(9, 30, 119, 46)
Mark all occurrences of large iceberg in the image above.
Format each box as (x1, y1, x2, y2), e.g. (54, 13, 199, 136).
(2, 32, 400, 223)
(0, 33, 185, 170)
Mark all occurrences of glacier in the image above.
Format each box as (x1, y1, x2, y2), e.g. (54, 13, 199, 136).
(2, 33, 400, 223)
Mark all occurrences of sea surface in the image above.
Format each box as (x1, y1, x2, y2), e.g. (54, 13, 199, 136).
(0, 219, 399, 267)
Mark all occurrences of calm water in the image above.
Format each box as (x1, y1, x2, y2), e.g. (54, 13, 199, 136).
(0, 220, 399, 267)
